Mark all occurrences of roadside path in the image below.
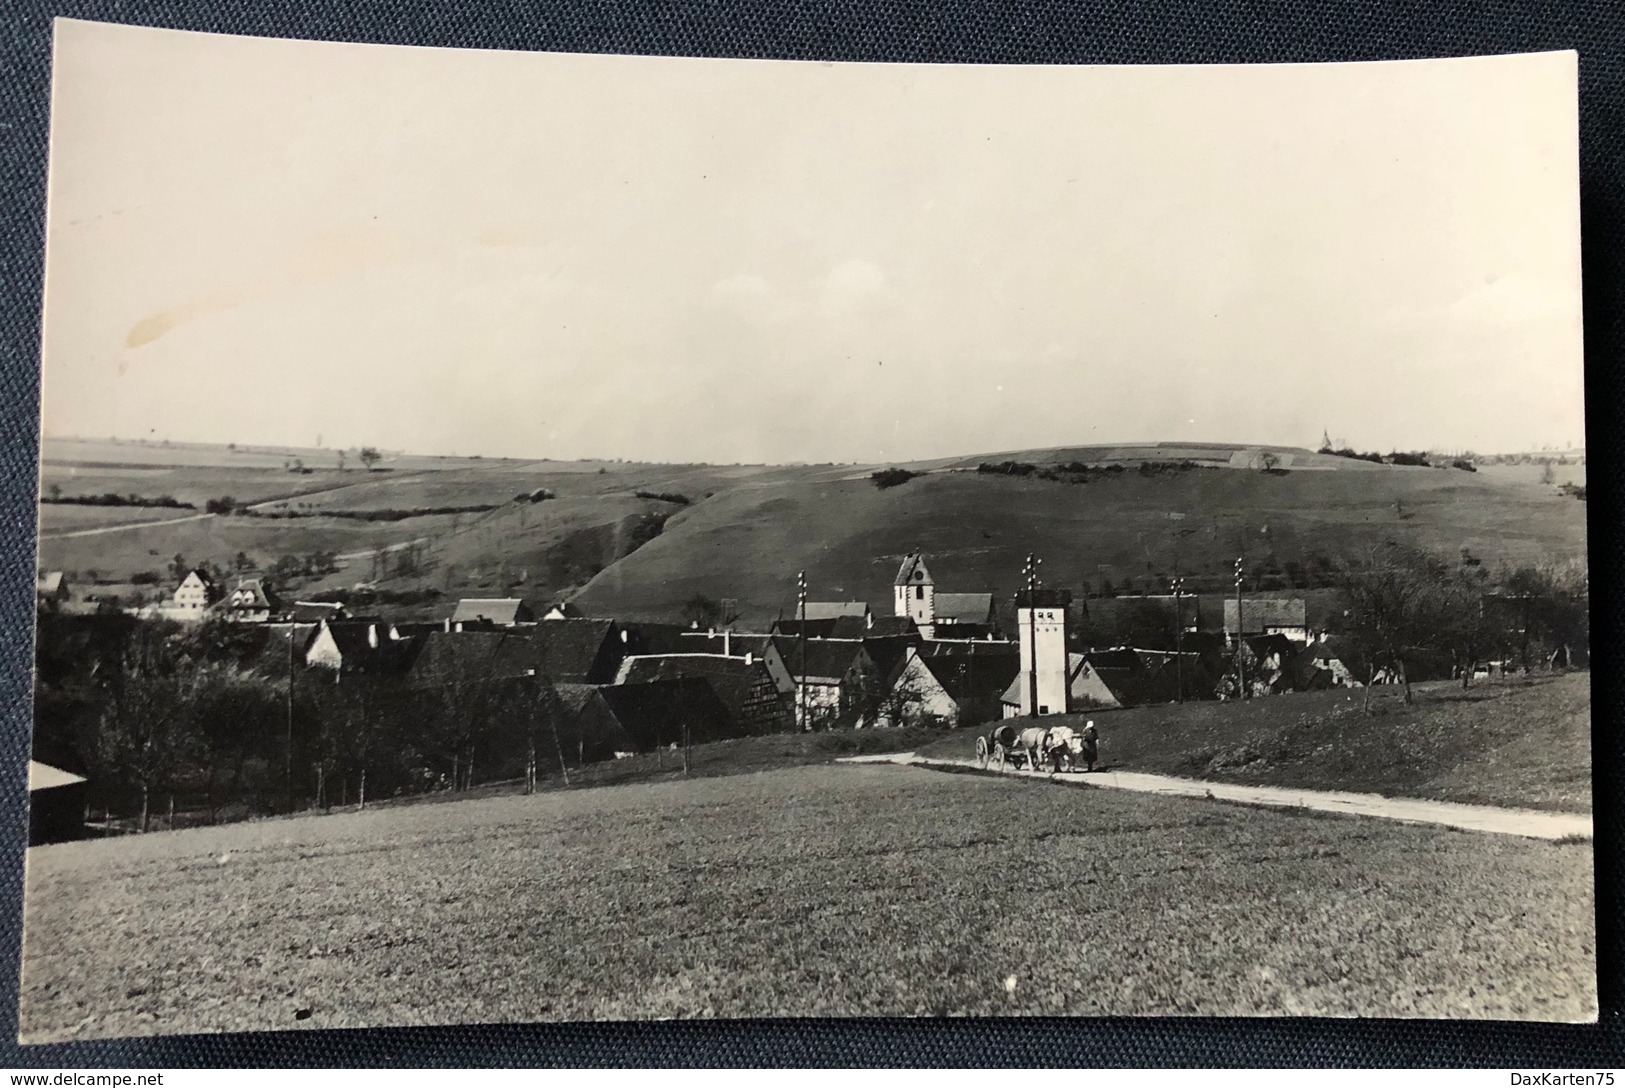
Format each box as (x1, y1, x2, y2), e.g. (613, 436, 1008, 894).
(839, 753, 1592, 841)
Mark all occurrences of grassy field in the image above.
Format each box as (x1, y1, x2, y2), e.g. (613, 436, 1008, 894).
(919, 673, 1593, 814)
(20, 762, 1594, 1039)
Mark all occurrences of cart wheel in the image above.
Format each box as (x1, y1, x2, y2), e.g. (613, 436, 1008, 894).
(992, 742, 1007, 772)
(976, 735, 990, 769)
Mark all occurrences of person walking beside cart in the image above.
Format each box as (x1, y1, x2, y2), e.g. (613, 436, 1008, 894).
(1079, 720, 1099, 772)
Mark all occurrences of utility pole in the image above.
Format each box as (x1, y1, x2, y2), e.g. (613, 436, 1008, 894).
(1171, 576, 1186, 703)
(285, 618, 295, 813)
(797, 570, 808, 733)
(1234, 556, 1247, 699)
(1024, 553, 1042, 718)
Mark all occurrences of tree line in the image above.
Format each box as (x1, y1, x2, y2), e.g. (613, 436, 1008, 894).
(33, 615, 585, 831)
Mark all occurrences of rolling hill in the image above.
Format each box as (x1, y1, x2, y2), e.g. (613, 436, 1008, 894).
(36, 440, 1588, 623)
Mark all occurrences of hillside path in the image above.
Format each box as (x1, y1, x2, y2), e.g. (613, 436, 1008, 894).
(38, 511, 216, 540)
(838, 754, 1591, 841)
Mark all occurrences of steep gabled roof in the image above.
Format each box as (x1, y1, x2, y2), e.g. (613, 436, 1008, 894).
(451, 598, 535, 625)
(933, 592, 994, 624)
(776, 638, 869, 683)
(227, 578, 279, 611)
(615, 654, 765, 725)
(772, 618, 839, 640)
(36, 572, 66, 595)
(914, 651, 1020, 704)
(678, 631, 780, 660)
(290, 600, 348, 623)
(863, 616, 918, 638)
(596, 678, 735, 748)
(894, 553, 933, 586)
(622, 622, 696, 656)
(801, 601, 869, 622)
(1225, 597, 1308, 633)
(527, 619, 622, 682)
(317, 621, 418, 673)
(862, 637, 917, 685)
(407, 630, 538, 686)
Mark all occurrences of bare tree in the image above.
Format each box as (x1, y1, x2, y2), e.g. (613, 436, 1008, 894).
(1336, 542, 1441, 709)
(359, 447, 382, 472)
(95, 625, 202, 831)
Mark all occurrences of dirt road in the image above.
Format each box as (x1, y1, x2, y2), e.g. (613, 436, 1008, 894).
(38, 511, 216, 540)
(840, 753, 1592, 841)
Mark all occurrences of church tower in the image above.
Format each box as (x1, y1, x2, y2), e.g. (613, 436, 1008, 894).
(894, 551, 936, 633)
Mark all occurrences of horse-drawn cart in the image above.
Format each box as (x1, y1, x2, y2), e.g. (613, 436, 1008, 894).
(974, 722, 1098, 774)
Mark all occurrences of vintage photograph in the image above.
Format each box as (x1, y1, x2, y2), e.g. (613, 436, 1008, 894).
(21, 20, 1592, 1039)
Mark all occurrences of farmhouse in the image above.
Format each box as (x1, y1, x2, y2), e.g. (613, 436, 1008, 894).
(677, 630, 797, 696)
(615, 653, 791, 735)
(411, 619, 629, 685)
(171, 569, 219, 618)
(305, 620, 417, 675)
(289, 600, 349, 624)
(594, 678, 739, 749)
(450, 598, 536, 627)
(776, 638, 878, 727)
(881, 644, 1018, 728)
(221, 577, 279, 623)
(930, 592, 996, 635)
(1224, 598, 1309, 643)
(406, 629, 540, 687)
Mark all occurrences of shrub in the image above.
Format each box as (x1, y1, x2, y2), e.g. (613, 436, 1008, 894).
(204, 496, 237, 515)
(129, 571, 162, 586)
(1387, 451, 1431, 467)
(1451, 460, 1477, 472)
(976, 461, 1037, 477)
(515, 488, 555, 503)
(635, 490, 691, 505)
(870, 468, 919, 489)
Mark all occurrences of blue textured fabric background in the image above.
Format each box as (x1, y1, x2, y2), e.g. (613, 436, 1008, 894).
(1, 0, 1620, 1068)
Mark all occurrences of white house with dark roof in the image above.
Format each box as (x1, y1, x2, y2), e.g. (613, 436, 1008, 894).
(221, 577, 279, 623)
(171, 569, 219, 619)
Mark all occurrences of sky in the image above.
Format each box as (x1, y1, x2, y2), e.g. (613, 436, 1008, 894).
(39, 22, 1586, 463)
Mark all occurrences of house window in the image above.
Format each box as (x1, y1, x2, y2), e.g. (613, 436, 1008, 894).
(1039, 705, 1050, 714)
(915, 571, 923, 581)
(915, 586, 924, 600)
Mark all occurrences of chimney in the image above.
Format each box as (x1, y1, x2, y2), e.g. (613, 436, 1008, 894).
(744, 652, 754, 666)
(724, 629, 731, 657)
(368, 624, 378, 649)
(443, 618, 451, 632)
(866, 612, 873, 630)
(620, 628, 629, 644)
